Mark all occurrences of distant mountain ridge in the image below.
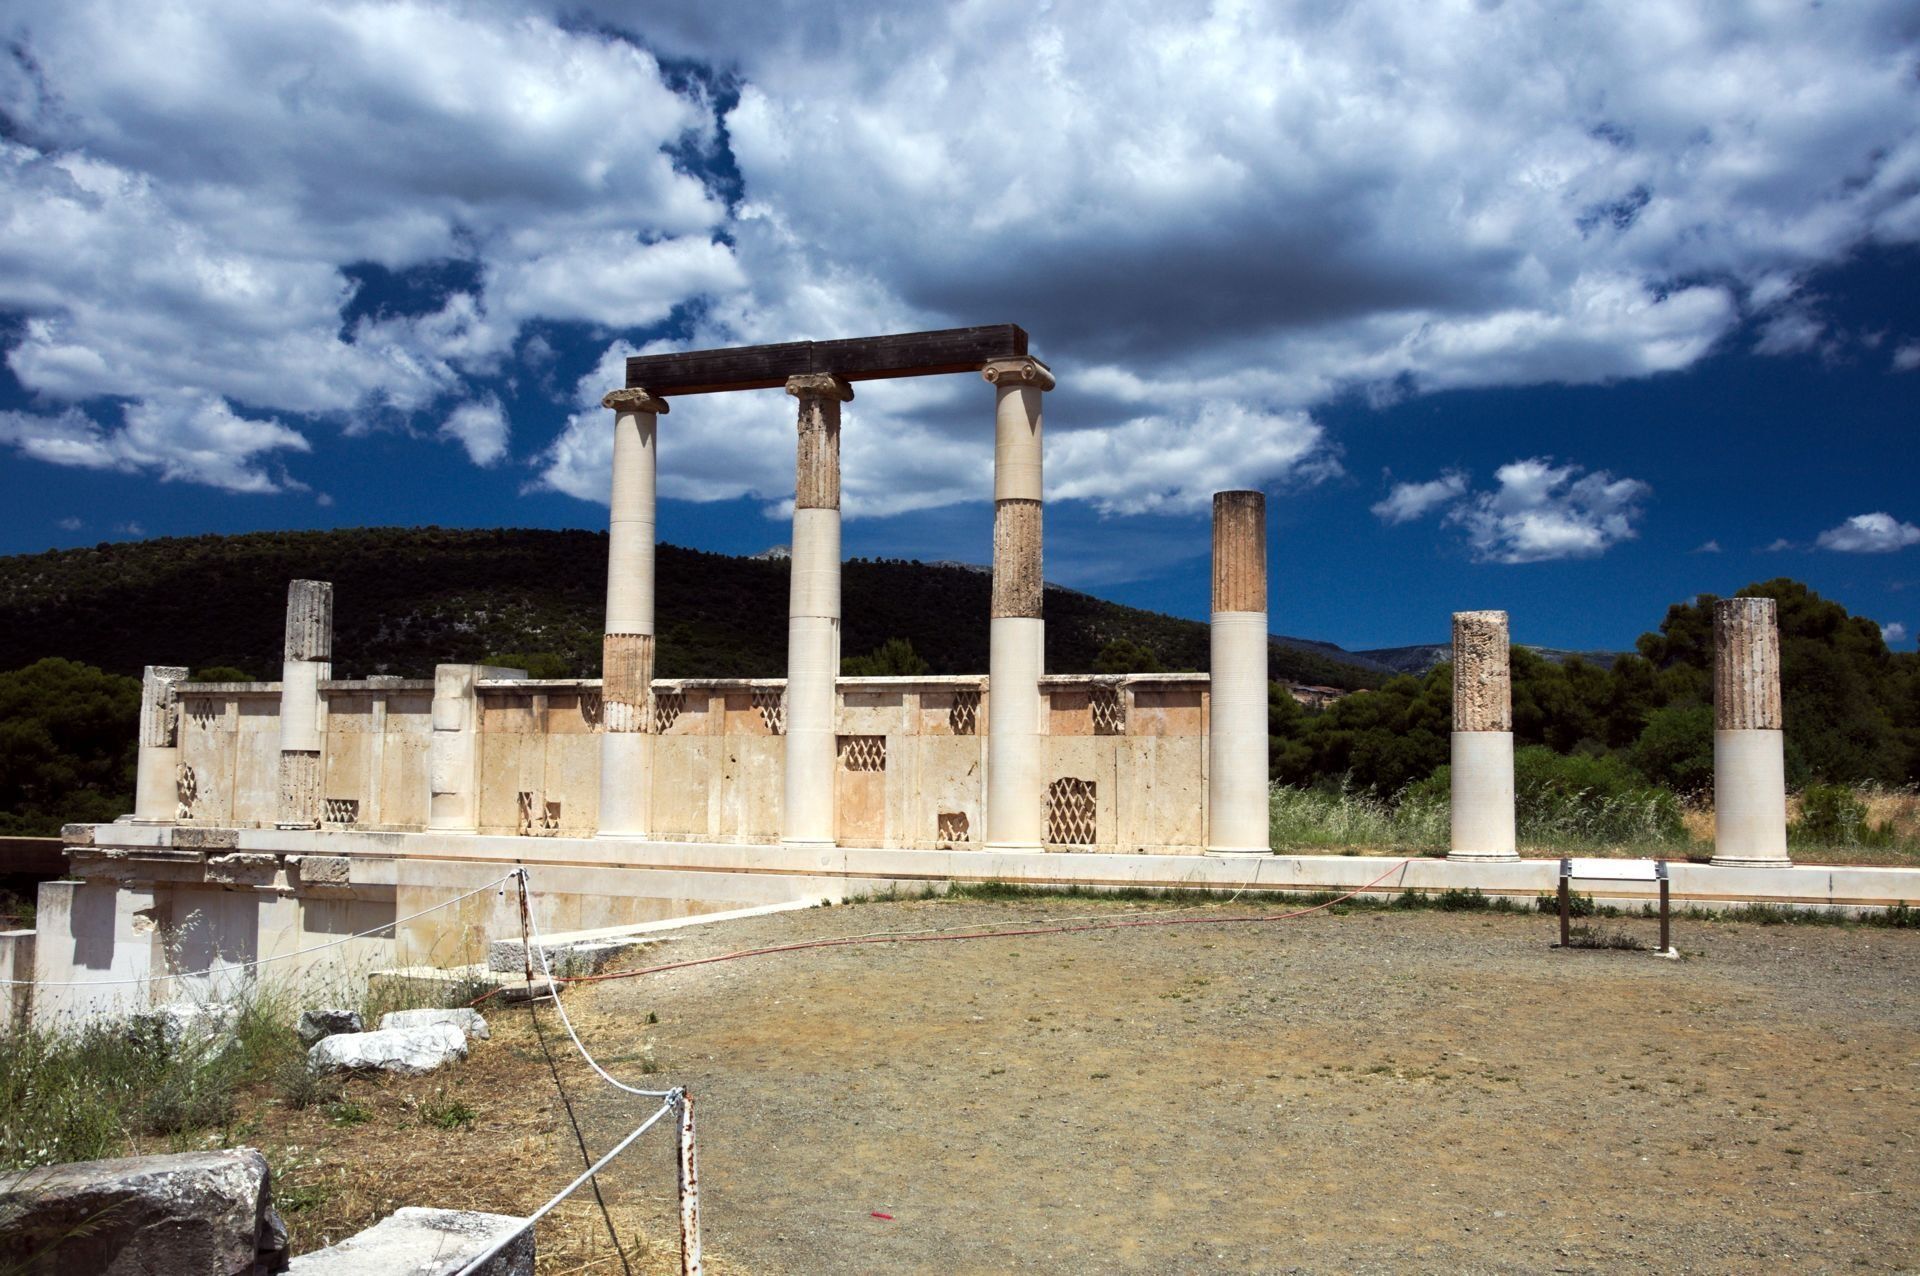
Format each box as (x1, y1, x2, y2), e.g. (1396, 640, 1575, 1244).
(0, 527, 1400, 690)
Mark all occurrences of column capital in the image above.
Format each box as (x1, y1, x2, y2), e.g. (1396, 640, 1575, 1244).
(603, 387, 670, 414)
(785, 372, 854, 402)
(982, 356, 1054, 391)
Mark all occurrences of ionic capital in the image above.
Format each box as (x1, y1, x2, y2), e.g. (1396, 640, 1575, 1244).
(602, 387, 670, 414)
(982, 357, 1055, 392)
(785, 372, 854, 402)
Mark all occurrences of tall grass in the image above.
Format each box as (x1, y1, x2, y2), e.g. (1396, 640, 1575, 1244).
(1268, 780, 1447, 852)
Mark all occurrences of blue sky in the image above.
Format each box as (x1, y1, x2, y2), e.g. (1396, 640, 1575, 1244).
(1, 1, 1916, 655)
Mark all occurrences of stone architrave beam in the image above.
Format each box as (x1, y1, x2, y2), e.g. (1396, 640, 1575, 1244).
(1448, 610, 1517, 861)
(599, 387, 668, 839)
(1712, 596, 1790, 867)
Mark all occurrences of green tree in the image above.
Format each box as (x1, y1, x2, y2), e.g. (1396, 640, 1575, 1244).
(842, 637, 931, 677)
(1629, 704, 1715, 794)
(0, 659, 141, 834)
(1094, 638, 1163, 674)
(483, 651, 574, 679)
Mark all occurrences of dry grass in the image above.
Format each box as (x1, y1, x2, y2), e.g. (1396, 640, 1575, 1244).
(163, 1004, 744, 1275)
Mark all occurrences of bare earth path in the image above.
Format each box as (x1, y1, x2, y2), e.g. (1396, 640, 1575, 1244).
(559, 898, 1920, 1274)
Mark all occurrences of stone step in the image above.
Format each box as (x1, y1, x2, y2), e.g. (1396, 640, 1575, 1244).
(289, 1206, 532, 1274)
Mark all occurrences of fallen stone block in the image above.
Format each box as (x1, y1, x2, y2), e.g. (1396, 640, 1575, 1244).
(0, 1147, 289, 1275)
(307, 1023, 467, 1077)
(288, 1206, 531, 1275)
(295, 1008, 363, 1046)
(488, 934, 658, 977)
(133, 1001, 240, 1050)
(378, 1007, 490, 1041)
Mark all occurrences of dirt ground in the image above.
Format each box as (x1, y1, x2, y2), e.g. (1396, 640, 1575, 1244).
(541, 896, 1920, 1275)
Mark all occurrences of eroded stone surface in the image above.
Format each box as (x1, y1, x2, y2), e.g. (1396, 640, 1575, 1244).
(602, 633, 656, 734)
(601, 386, 668, 414)
(377, 1007, 490, 1041)
(288, 1206, 531, 1275)
(1714, 596, 1783, 730)
(789, 379, 847, 510)
(140, 666, 189, 749)
(1211, 491, 1267, 613)
(991, 499, 1043, 619)
(307, 1023, 468, 1076)
(283, 580, 333, 663)
(175, 826, 241, 851)
(291, 854, 349, 887)
(277, 751, 321, 828)
(296, 1008, 363, 1047)
(133, 1001, 240, 1050)
(0, 1148, 288, 1276)
(1452, 611, 1511, 733)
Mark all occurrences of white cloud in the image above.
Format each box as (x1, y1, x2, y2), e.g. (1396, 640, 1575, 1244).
(1816, 512, 1920, 553)
(1763, 537, 1797, 552)
(439, 397, 511, 467)
(56, 516, 81, 530)
(1882, 621, 1908, 646)
(3, 0, 1919, 520)
(1372, 472, 1468, 525)
(0, 397, 309, 492)
(1693, 539, 1723, 554)
(1893, 343, 1920, 372)
(1447, 458, 1650, 565)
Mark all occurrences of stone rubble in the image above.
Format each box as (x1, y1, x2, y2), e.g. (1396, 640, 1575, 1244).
(0, 1147, 289, 1275)
(378, 1007, 490, 1040)
(306, 1022, 467, 1076)
(295, 1008, 363, 1046)
(287, 1206, 531, 1275)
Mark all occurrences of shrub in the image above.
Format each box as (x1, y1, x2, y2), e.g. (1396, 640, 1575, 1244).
(1630, 704, 1715, 794)
(1790, 784, 1892, 847)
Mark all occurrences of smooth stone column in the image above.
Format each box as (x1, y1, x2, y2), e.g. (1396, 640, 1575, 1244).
(1208, 491, 1271, 854)
(983, 356, 1055, 849)
(132, 665, 188, 824)
(276, 580, 332, 829)
(1448, 609, 1517, 861)
(1712, 596, 1791, 867)
(598, 387, 667, 839)
(781, 373, 852, 847)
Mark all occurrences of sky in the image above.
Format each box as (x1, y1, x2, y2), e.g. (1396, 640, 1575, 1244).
(1, 0, 1917, 655)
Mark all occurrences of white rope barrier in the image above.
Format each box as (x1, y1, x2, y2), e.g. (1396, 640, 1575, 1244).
(450, 1091, 683, 1276)
(0, 871, 518, 988)
(515, 868, 677, 1099)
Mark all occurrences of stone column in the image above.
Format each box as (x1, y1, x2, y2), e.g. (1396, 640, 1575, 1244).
(781, 373, 852, 847)
(276, 580, 332, 829)
(983, 356, 1054, 849)
(132, 665, 188, 824)
(1712, 597, 1790, 867)
(1208, 491, 1271, 853)
(1448, 610, 1517, 861)
(598, 387, 667, 839)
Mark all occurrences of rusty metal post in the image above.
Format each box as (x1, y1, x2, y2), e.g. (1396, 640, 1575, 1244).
(1659, 875, 1671, 953)
(678, 1088, 702, 1276)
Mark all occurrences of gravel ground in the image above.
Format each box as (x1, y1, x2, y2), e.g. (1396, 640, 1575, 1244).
(560, 897, 1920, 1274)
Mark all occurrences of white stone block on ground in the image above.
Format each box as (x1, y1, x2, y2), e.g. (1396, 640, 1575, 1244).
(307, 1023, 467, 1076)
(379, 1007, 490, 1040)
(132, 1001, 240, 1050)
(288, 1206, 532, 1275)
(297, 1008, 363, 1046)
(0, 1147, 288, 1275)
(487, 934, 657, 976)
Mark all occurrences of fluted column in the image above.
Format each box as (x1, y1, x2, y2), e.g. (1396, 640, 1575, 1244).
(1712, 597, 1790, 867)
(274, 580, 332, 828)
(781, 373, 852, 847)
(1208, 491, 1271, 853)
(983, 356, 1054, 849)
(132, 665, 188, 823)
(598, 387, 667, 838)
(1448, 610, 1517, 861)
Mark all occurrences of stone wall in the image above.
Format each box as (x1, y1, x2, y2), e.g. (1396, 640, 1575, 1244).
(173, 673, 1214, 853)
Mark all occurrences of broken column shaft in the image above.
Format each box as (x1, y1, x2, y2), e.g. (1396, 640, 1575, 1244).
(132, 665, 188, 824)
(982, 357, 1054, 849)
(276, 580, 332, 829)
(781, 373, 852, 847)
(1448, 610, 1517, 861)
(1208, 491, 1271, 853)
(598, 387, 667, 838)
(1712, 597, 1791, 867)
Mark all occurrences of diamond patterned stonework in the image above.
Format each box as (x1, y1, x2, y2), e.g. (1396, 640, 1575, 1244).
(1046, 777, 1097, 845)
(838, 734, 886, 772)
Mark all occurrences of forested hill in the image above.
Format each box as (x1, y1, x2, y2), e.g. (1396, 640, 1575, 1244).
(0, 527, 1387, 689)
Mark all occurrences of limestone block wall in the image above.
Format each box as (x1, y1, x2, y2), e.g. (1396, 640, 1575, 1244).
(171, 672, 1215, 852)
